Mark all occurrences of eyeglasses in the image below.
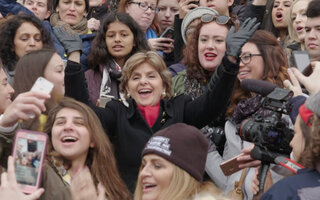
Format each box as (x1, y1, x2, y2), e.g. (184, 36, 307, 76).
(128, 1, 159, 13)
(239, 53, 262, 64)
(201, 14, 231, 25)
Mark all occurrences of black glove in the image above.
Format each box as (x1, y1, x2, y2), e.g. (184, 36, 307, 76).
(226, 17, 260, 58)
(53, 26, 82, 56)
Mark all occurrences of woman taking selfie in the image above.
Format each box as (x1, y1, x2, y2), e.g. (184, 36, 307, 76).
(86, 12, 150, 105)
(134, 123, 224, 200)
(66, 17, 259, 191)
(41, 97, 131, 200)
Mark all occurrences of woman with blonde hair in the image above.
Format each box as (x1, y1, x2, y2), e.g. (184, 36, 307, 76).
(134, 123, 226, 200)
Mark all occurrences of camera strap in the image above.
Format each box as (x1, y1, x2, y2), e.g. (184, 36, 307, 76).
(274, 156, 304, 174)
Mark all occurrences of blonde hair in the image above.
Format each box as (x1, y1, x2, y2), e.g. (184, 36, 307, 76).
(287, 0, 312, 42)
(134, 164, 222, 200)
(120, 51, 173, 99)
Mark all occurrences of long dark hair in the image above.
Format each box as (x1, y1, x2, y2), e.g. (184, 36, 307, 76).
(87, 12, 150, 70)
(227, 30, 289, 116)
(0, 13, 52, 71)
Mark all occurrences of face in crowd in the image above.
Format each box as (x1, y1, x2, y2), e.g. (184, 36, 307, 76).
(56, 0, 87, 26)
(0, 68, 14, 114)
(125, 0, 158, 32)
(44, 53, 65, 100)
(126, 62, 166, 106)
(238, 42, 264, 82)
(290, 0, 311, 42)
(272, 0, 293, 29)
(14, 22, 43, 59)
(105, 21, 135, 66)
(156, 0, 179, 33)
(197, 21, 228, 72)
(138, 154, 174, 200)
(23, 0, 51, 20)
(51, 107, 94, 163)
(305, 15, 320, 61)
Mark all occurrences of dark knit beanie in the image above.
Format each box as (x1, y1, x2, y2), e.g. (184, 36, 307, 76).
(142, 123, 209, 182)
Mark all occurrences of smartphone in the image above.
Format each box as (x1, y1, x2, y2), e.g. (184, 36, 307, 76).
(160, 27, 174, 39)
(12, 130, 48, 194)
(31, 77, 54, 95)
(220, 153, 244, 176)
(292, 51, 310, 72)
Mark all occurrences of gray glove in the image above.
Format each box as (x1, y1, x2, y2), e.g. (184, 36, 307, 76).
(53, 26, 82, 56)
(226, 17, 260, 58)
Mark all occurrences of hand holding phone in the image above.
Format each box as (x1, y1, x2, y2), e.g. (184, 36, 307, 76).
(0, 156, 44, 199)
(160, 27, 174, 39)
(12, 130, 48, 194)
(31, 77, 54, 95)
(28, 77, 53, 119)
(220, 153, 244, 176)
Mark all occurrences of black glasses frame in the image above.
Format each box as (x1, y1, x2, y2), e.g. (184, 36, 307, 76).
(239, 53, 262, 64)
(128, 1, 159, 13)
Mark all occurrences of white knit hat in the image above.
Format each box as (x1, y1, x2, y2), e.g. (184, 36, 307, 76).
(181, 7, 219, 44)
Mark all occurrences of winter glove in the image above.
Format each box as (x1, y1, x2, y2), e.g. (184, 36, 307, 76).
(53, 26, 82, 56)
(226, 17, 260, 58)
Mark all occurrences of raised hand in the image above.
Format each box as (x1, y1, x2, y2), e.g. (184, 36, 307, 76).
(53, 26, 83, 56)
(226, 17, 260, 59)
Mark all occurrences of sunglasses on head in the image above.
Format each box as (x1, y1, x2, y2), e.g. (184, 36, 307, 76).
(201, 14, 231, 25)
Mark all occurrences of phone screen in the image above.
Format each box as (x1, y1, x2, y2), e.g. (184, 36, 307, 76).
(293, 51, 310, 72)
(15, 138, 44, 186)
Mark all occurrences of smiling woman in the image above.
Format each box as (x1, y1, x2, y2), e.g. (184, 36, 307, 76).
(134, 123, 224, 200)
(42, 97, 131, 200)
(66, 46, 245, 192)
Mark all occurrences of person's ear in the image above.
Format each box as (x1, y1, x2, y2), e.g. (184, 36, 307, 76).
(89, 142, 95, 148)
(45, 10, 51, 19)
(228, 0, 234, 7)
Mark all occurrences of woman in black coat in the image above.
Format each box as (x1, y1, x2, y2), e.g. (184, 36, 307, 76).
(65, 17, 260, 192)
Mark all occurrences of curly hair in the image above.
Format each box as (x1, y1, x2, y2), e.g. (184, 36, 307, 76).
(0, 13, 52, 71)
(226, 30, 289, 116)
(87, 12, 150, 70)
(182, 20, 232, 82)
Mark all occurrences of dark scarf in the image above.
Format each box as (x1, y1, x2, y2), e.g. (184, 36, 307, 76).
(50, 13, 88, 35)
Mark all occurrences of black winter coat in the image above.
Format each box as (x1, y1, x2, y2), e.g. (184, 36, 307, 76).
(65, 57, 239, 192)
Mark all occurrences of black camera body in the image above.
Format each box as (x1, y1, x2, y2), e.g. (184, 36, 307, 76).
(239, 88, 294, 163)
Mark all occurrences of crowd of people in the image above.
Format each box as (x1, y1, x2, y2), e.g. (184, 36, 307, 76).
(0, 0, 320, 199)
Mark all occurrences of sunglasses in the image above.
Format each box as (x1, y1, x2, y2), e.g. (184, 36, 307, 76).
(201, 14, 231, 25)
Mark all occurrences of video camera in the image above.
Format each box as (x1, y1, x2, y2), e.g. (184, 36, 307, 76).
(239, 80, 294, 163)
